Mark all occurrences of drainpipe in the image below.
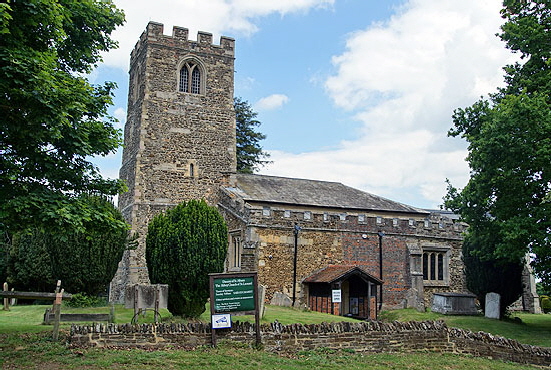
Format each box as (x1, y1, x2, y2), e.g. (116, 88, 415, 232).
(292, 223, 301, 306)
(378, 231, 384, 310)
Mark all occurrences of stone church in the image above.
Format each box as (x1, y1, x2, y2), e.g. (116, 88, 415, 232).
(110, 22, 472, 317)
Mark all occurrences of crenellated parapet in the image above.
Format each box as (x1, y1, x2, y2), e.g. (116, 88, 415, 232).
(130, 21, 235, 65)
(218, 197, 467, 240)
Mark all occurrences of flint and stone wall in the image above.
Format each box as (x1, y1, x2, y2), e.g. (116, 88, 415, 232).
(219, 192, 467, 310)
(70, 320, 551, 367)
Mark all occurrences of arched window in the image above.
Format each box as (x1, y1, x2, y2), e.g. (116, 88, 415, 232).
(422, 249, 449, 285)
(179, 60, 202, 94)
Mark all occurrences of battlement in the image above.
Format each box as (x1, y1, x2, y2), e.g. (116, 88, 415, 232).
(131, 21, 235, 62)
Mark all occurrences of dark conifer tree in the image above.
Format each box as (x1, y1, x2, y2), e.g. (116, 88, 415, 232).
(235, 97, 270, 173)
(146, 200, 228, 317)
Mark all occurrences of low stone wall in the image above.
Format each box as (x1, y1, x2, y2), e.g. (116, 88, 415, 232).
(70, 320, 551, 367)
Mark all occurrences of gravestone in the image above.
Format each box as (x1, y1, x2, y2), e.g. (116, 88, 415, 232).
(125, 284, 168, 310)
(485, 292, 501, 319)
(270, 291, 292, 307)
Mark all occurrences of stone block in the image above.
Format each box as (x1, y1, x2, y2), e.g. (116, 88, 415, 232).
(431, 292, 477, 315)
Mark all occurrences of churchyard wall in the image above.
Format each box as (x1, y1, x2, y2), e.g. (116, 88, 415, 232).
(70, 320, 551, 367)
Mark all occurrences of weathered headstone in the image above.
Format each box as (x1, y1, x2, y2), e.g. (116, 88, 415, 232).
(270, 291, 292, 307)
(485, 292, 501, 319)
(125, 284, 168, 322)
(124, 284, 168, 310)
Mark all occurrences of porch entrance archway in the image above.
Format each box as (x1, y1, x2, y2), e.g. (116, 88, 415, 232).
(303, 265, 383, 319)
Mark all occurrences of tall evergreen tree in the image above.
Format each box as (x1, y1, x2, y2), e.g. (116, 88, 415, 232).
(146, 200, 228, 317)
(445, 0, 551, 291)
(235, 97, 270, 173)
(0, 0, 126, 235)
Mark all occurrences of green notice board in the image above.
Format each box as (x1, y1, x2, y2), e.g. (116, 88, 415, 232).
(212, 276, 255, 313)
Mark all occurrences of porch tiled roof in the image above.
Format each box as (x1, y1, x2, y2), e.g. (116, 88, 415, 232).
(302, 265, 383, 285)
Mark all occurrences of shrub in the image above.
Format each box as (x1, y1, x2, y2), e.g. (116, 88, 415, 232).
(6, 195, 129, 296)
(540, 295, 551, 314)
(65, 293, 106, 308)
(146, 200, 227, 318)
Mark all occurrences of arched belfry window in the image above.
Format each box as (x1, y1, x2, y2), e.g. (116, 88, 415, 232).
(179, 60, 203, 94)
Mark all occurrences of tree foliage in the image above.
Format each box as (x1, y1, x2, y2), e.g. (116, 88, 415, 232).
(0, 0, 126, 234)
(146, 200, 228, 317)
(235, 97, 270, 173)
(462, 238, 524, 317)
(445, 0, 551, 287)
(6, 196, 129, 295)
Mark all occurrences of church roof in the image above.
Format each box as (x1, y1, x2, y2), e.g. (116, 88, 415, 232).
(227, 173, 427, 214)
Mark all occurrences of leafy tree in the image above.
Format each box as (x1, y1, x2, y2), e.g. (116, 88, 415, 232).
(7, 196, 128, 296)
(536, 282, 550, 296)
(445, 0, 551, 288)
(0, 229, 8, 284)
(0, 0, 126, 235)
(235, 97, 270, 173)
(146, 200, 228, 317)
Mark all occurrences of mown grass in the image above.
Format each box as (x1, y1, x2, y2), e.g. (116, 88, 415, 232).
(198, 304, 360, 325)
(380, 308, 551, 347)
(1, 304, 549, 369)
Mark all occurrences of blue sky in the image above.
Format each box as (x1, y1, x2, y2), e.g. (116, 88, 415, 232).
(91, 0, 515, 209)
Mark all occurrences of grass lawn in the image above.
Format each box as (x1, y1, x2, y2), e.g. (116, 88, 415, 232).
(0, 304, 549, 369)
(380, 308, 551, 347)
(0, 335, 540, 370)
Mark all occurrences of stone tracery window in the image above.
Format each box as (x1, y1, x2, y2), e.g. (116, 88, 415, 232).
(179, 60, 202, 94)
(422, 250, 449, 285)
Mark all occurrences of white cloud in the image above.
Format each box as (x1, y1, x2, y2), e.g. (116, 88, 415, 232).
(254, 94, 290, 111)
(105, 0, 334, 70)
(113, 107, 126, 129)
(96, 0, 518, 209)
(260, 0, 517, 208)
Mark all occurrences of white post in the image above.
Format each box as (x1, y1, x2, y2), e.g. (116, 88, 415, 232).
(3, 282, 9, 311)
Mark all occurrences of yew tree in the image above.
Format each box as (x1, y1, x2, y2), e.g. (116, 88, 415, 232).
(0, 0, 126, 235)
(146, 200, 228, 317)
(445, 0, 551, 290)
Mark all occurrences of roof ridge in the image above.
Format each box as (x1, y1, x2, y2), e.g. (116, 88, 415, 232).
(230, 173, 427, 214)
(237, 173, 345, 186)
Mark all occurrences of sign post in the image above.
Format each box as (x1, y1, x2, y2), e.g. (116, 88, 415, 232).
(209, 272, 260, 347)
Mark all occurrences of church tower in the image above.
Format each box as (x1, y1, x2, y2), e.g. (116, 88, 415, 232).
(110, 22, 236, 301)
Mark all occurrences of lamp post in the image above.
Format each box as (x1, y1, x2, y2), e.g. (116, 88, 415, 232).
(378, 231, 384, 310)
(292, 223, 301, 306)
